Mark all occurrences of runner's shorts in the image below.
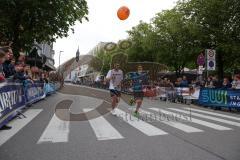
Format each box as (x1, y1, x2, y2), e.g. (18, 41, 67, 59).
(133, 91, 144, 100)
(110, 89, 121, 97)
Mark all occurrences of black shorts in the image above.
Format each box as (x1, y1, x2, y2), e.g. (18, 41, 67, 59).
(134, 91, 144, 100)
(110, 89, 121, 97)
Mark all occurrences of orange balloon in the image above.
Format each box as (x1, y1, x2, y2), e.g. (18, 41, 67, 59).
(117, 6, 130, 20)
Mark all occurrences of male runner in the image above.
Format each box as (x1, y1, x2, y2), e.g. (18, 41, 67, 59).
(106, 63, 123, 115)
(129, 65, 147, 117)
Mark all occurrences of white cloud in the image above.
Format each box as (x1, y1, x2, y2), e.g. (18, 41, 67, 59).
(53, 0, 176, 66)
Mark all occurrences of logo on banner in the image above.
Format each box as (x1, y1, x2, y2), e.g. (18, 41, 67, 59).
(0, 89, 23, 113)
(201, 89, 227, 105)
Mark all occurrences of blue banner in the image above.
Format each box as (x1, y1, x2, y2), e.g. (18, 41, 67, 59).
(0, 80, 56, 128)
(44, 83, 56, 95)
(198, 88, 240, 108)
(0, 82, 26, 128)
(25, 82, 45, 104)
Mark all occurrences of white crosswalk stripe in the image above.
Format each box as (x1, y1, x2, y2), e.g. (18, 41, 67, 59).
(115, 108, 168, 136)
(183, 107, 240, 121)
(138, 109, 203, 133)
(169, 108, 240, 127)
(37, 113, 70, 144)
(149, 108, 232, 131)
(0, 109, 42, 146)
(3, 106, 239, 144)
(83, 108, 124, 141)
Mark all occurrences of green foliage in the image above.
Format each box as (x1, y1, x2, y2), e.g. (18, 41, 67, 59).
(111, 52, 128, 73)
(0, 0, 88, 56)
(178, 0, 240, 77)
(125, 0, 240, 77)
(127, 21, 156, 62)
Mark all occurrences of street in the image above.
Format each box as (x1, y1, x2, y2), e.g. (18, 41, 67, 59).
(0, 84, 240, 160)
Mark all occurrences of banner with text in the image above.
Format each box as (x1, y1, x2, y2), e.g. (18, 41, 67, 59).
(198, 88, 240, 108)
(0, 82, 26, 128)
(0, 81, 48, 128)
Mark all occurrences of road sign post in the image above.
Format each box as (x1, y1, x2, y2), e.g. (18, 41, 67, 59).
(205, 49, 216, 79)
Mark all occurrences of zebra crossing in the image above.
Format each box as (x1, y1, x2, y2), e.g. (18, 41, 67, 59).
(0, 106, 240, 146)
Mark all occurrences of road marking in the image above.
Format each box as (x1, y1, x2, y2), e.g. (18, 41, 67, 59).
(169, 108, 240, 127)
(83, 108, 124, 141)
(138, 109, 203, 133)
(184, 107, 240, 121)
(37, 113, 70, 144)
(0, 109, 42, 146)
(149, 108, 232, 131)
(115, 108, 168, 136)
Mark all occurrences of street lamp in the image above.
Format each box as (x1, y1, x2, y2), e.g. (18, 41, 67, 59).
(59, 51, 63, 74)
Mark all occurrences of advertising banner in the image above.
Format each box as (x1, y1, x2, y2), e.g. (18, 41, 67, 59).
(25, 82, 45, 104)
(0, 82, 25, 128)
(198, 88, 240, 108)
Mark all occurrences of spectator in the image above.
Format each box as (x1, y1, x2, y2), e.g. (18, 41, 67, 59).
(212, 75, 222, 88)
(222, 77, 232, 89)
(40, 73, 49, 83)
(0, 49, 6, 82)
(180, 76, 189, 87)
(205, 76, 213, 88)
(8, 58, 16, 77)
(24, 65, 32, 79)
(13, 64, 26, 81)
(166, 79, 174, 88)
(232, 75, 240, 89)
(175, 78, 182, 87)
(2, 47, 12, 78)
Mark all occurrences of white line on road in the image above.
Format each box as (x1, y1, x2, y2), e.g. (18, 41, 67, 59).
(83, 108, 124, 141)
(139, 109, 203, 133)
(0, 109, 42, 146)
(115, 108, 168, 136)
(169, 108, 240, 127)
(149, 108, 232, 131)
(37, 113, 70, 144)
(184, 107, 240, 121)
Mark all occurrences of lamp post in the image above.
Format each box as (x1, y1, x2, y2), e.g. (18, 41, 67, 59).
(59, 51, 63, 74)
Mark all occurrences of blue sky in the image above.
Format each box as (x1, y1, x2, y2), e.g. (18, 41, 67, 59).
(53, 0, 176, 67)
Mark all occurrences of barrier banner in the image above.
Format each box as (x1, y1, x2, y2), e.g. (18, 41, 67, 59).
(44, 83, 56, 95)
(198, 88, 240, 108)
(25, 82, 45, 104)
(0, 82, 25, 128)
(0, 80, 60, 128)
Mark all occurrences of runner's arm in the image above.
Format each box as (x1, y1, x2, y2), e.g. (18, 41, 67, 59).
(105, 70, 112, 82)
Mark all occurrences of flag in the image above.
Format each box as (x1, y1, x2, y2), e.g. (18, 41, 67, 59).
(76, 46, 80, 62)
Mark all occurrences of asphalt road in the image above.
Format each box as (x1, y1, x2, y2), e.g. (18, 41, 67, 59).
(0, 84, 240, 160)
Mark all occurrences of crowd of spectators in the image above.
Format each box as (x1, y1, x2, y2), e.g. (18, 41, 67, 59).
(0, 46, 49, 84)
(204, 75, 240, 89)
(78, 72, 240, 91)
(155, 74, 240, 90)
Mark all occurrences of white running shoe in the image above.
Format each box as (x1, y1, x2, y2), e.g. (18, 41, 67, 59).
(111, 109, 117, 116)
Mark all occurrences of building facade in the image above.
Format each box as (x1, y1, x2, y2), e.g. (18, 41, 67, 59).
(87, 42, 107, 56)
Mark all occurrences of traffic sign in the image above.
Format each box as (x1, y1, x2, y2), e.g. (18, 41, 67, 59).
(197, 53, 205, 66)
(206, 49, 216, 71)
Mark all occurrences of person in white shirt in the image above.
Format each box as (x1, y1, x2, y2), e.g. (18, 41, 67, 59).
(106, 63, 123, 115)
(232, 75, 240, 89)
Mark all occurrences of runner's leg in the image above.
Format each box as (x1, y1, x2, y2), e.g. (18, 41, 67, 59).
(135, 99, 142, 113)
(112, 95, 117, 109)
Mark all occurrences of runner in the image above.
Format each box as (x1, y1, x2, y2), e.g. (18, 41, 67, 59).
(106, 63, 123, 115)
(129, 65, 148, 117)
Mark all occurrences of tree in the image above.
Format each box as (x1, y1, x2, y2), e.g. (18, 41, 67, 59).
(152, 9, 201, 76)
(126, 21, 156, 62)
(0, 0, 88, 57)
(88, 48, 112, 76)
(111, 52, 128, 73)
(178, 0, 240, 78)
